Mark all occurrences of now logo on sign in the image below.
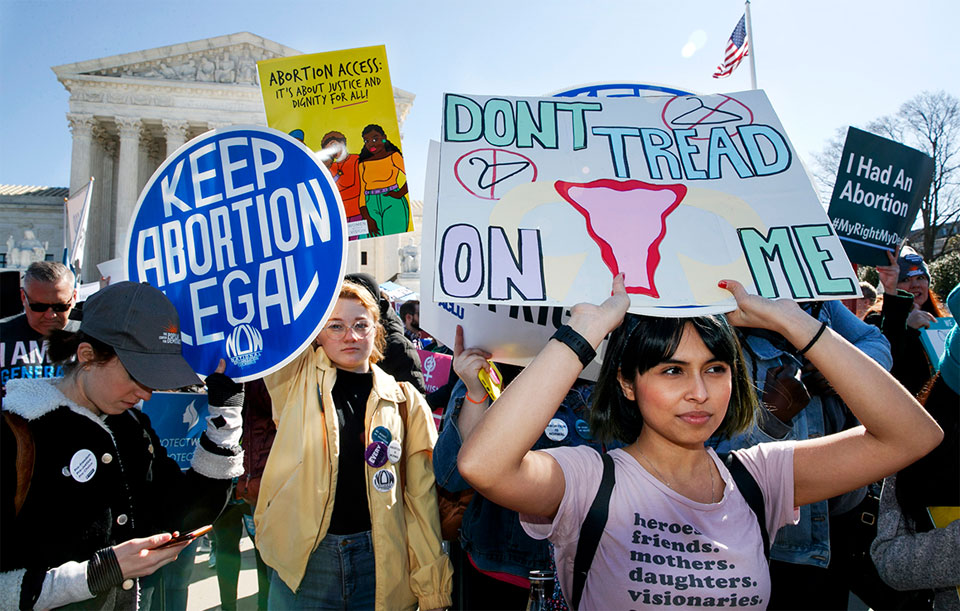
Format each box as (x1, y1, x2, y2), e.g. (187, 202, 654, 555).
(126, 126, 347, 382)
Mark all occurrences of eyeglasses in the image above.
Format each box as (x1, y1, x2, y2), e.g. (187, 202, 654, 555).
(324, 320, 375, 339)
(23, 291, 72, 313)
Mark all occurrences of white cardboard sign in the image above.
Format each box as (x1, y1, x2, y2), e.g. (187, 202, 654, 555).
(431, 90, 860, 316)
(421, 141, 603, 379)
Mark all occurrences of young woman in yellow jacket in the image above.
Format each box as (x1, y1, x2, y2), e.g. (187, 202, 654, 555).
(255, 281, 452, 610)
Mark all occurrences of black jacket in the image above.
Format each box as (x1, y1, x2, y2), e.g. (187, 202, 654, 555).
(1, 379, 236, 609)
(864, 290, 934, 396)
(379, 306, 427, 394)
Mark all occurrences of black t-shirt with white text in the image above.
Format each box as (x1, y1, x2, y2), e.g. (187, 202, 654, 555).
(0, 313, 74, 389)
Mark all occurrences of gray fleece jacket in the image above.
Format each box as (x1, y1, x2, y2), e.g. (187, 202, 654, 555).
(870, 474, 960, 609)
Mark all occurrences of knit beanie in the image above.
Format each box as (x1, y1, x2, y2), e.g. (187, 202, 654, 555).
(897, 249, 930, 282)
(344, 272, 388, 317)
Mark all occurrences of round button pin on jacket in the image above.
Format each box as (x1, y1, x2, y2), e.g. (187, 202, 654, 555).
(70, 449, 97, 482)
(545, 418, 569, 442)
(371, 426, 392, 445)
(575, 418, 592, 439)
(365, 441, 389, 468)
(387, 439, 402, 463)
(372, 468, 396, 492)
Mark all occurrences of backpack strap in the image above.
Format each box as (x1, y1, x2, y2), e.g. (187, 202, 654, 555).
(571, 451, 616, 610)
(722, 452, 769, 559)
(4, 412, 35, 516)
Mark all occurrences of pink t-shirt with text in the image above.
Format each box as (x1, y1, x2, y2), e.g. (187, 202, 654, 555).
(521, 442, 798, 610)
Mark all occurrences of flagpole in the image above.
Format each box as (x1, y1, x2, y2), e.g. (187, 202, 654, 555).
(744, 0, 758, 89)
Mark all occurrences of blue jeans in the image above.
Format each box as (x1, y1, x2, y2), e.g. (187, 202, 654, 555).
(268, 531, 376, 610)
(139, 537, 199, 610)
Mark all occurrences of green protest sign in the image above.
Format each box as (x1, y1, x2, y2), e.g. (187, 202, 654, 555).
(827, 127, 934, 266)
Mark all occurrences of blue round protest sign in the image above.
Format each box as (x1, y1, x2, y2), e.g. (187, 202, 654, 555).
(124, 125, 347, 382)
(549, 82, 695, 98)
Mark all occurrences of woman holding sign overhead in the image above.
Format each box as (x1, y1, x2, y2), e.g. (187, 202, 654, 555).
(457, 274, 942, 610)
(255, 280, 451, 610)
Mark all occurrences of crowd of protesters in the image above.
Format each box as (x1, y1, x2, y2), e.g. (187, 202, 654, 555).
(2, 249, 958, 610)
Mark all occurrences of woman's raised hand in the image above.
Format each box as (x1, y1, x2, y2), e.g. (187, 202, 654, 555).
(568, 273, 630, 345)
(452, 325, 492, 401)
(718, 278, 807, 337)
(876, 250, 900, 295)
(204, 357, 244, 448)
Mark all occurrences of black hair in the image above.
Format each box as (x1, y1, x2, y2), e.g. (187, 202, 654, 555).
(358, 124, 401, 162)
(46, 329, 117, 376)
(399, 300, 419, 321)
(589, 314, 757, 445)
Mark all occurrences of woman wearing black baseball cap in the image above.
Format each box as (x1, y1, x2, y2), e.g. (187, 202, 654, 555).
(1, 281, 244, 609)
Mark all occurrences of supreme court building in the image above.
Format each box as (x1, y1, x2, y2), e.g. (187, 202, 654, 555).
(47, 32, 420, 285)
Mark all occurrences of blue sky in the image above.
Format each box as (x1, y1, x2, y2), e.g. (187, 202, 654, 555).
(1, 0, 957, 201)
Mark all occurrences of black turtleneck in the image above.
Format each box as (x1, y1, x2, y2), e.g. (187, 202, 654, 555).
(327, 368, 374, 535)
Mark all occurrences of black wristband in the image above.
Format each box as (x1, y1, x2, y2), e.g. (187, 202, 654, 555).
(551, 325, 597, 368)
(797, 321, 828, 357)
(20, 568, 45, 610)
(199, 431, 241, 456)
(87, 547, 124, 595)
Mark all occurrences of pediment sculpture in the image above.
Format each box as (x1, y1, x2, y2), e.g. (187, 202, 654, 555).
(84, 46, 281, 86)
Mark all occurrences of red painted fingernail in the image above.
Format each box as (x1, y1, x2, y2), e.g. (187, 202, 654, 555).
(718, 280, 728, 289)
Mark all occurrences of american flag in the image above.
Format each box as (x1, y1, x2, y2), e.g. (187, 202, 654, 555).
(713, 15, 749, 79)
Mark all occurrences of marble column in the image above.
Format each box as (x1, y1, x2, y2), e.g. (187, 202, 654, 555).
(137, 132, 161, 195)
(67, 113, 95, 193)
(114, 116, 142, 256)
(103, 139, 118, 261)
(88, 127, 116, 279)
(162, 119, 190, 158)
(142, 137, 165, 194)
(83, 125, 105, 281)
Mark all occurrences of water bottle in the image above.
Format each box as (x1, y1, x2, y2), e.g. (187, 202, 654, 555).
(526, 569, 556, 611)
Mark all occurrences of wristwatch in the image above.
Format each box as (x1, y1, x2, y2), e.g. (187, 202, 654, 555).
(551, 325, 596, 367)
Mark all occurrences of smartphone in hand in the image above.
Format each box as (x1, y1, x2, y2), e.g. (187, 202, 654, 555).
(152, 525, 213, 550)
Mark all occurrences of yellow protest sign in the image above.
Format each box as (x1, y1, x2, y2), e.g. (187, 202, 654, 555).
(258, 45, 412, 241)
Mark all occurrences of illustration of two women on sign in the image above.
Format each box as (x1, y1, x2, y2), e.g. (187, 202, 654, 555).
(323, 124, 410, 240)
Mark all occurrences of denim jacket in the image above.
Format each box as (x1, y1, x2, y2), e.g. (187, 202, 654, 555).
(433, 379, 611, 577)
(712, 300, 892, 568)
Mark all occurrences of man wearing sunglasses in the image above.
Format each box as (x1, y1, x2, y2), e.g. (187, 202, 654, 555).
(1, 261, 77, 387)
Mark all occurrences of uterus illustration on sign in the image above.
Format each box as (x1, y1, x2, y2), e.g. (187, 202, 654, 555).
(555, 179, 686, 298)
